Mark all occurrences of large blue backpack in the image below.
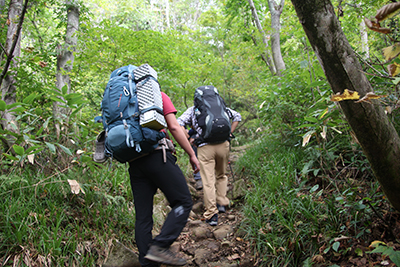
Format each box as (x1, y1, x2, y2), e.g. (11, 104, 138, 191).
(193, 85, 231, 145)
(99, 64, 166, 163)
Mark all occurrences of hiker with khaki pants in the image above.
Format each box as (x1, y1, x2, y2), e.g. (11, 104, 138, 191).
(198, 141, 230, 219)
(178, 85, 241, 226)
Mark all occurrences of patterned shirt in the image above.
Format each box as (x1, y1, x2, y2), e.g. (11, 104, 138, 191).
(177, 106, 242, 146)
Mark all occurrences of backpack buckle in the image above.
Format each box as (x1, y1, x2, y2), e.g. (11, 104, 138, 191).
(123, 86, 129, 96)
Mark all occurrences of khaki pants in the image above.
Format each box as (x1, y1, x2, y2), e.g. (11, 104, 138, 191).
(198, 141, 230, 219)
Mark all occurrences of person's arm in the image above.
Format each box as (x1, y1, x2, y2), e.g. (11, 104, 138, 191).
(165, 113, 200, 173)
(181, 126, 190, 139)
(231, 121, 239, 133)
(228, 108, 241, 134)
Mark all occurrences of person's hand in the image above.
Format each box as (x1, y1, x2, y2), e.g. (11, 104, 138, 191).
(189, 137, 195, 145)
(190, 154, 200, 173)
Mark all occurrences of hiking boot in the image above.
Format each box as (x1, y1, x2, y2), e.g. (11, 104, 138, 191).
(206, 213, 218, 226)
(217, 204, 226, 213)
(93, 131, 106, 163)
(144, 245, 186, 266)
(194, 179, 203, 190)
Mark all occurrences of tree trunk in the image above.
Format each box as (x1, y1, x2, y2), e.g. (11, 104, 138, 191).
(165, 0, 170, 29)
(0, 0, 5, 14)
(247, 0, 276, 75)
(291, 0, 400, 212)
(268, 0, 286, 76)
(0, 0, 26, 149)
(53, 0, 79, 139)
(360, 17, 369, 59)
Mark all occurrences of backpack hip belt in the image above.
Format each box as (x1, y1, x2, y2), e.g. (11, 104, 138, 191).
(154, 138, 175, 163)
(129, 138, 175, 163)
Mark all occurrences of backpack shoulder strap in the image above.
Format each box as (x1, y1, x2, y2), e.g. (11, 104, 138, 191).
(128, 65, 135, 96)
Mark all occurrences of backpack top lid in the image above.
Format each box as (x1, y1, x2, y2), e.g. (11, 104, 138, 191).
(194, 85, 218, 100)
(109, 65, 137, 79)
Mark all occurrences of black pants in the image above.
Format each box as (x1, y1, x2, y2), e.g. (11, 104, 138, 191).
(129, 150, 193, 267)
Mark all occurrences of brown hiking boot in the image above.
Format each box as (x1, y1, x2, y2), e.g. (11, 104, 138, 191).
(144, 245, 186, 266)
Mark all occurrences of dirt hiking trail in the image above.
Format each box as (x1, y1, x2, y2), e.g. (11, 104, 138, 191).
(103, 144, 257, 267)
(172, 144, 256, 267)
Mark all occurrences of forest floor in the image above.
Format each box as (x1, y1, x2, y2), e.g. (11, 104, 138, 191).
(166, 145, 400, 267)
(104, 145, 400, 267)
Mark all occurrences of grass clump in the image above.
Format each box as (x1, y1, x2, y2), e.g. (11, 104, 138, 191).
(236, 135, 391, 266)
(0, 165, 140, 266)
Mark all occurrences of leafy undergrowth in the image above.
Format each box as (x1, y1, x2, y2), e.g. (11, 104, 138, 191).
(236, 137, 400, 267)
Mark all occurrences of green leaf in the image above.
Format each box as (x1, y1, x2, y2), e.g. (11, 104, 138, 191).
(310, 184, 319, 193)
(23, 93, 39, 104)
(9, 106, 26, 113)
(57, 144, 72, 156)
(300, 60, 308, 68)
(369, 246, 387, 253)
(309, 80, 326, 87)
(25, 146, 44, 155)
(392, 77, 400, 85)
(35, 108, 43, 116)
(12, 145, 25, 156)
(332, 241, 340, 252)
(70, 105, 84, 116)
(0, 100, 6, 111)
(298, 123, 318, 128)
(2, 153, 19, 161)
(62, 84, 69, 95)
(80, 155, 92, 163)
(49, 96, 66, 103)
(7, 102, 23, 109)
(355, 247, 363, 257)
(304, 117, 318, 123)
(45, 142, 56, 154)
(387, 248, 400, 266)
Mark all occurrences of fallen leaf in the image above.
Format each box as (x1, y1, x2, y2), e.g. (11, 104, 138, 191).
(302, 131, 315, 147)
(27, 154, 35, 164)
(320, 126, 327, 139)
(67, 179, 85, 195)
(227, 253, 241, 260)
(312, 254, 325, 263)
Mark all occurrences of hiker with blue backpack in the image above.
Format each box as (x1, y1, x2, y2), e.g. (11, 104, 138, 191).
(95, 64, 200, 266)
(177, 85, 241, 226)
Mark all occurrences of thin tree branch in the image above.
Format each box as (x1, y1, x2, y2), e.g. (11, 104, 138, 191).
(0, 0, 29, 89)
(0, 42, 7, 55)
